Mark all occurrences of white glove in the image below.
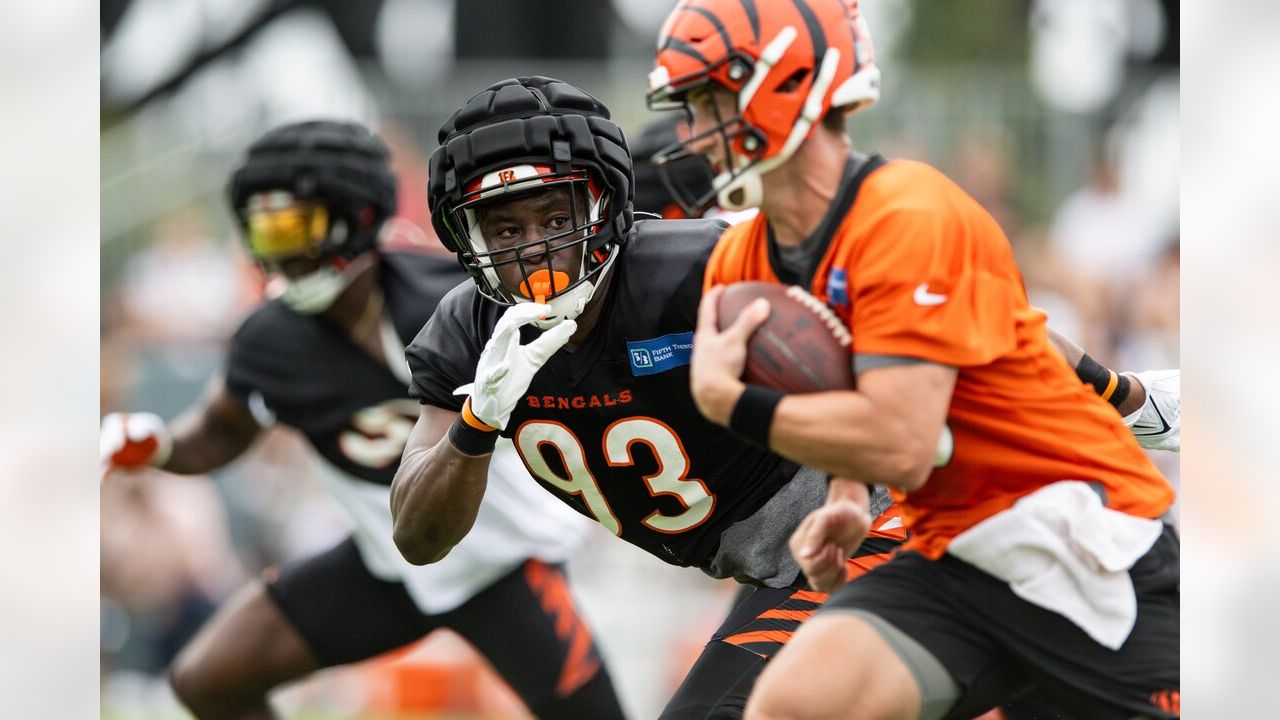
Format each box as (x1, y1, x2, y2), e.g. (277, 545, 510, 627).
(100, 412, 173, 473)
(1121, 369, 1180, 452)
(454, 303, 577, 430)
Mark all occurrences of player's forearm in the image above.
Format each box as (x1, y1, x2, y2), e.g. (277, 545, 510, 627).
(390, 441, 490, 565)
(161, 408, 259, 475)
(1046, 327, 1086, 368)
(827, 476, 871, 508)
(1047, 327, 1146, 416)
(162, 436, 248, 475)
(154, 378, 261, 475)
(769, 391, 936, 490)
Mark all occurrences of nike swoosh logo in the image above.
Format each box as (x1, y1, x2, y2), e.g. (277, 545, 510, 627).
(913, 283, 947, 306)
(1133, 401, 1172, 436)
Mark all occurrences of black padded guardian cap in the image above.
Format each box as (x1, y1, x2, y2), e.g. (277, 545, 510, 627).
(228, 120, 397, 259)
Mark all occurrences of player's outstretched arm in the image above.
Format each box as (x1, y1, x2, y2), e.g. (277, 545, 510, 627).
(1046, 328, 1180, 451)
(1046, 327, 1146, 417)
(394, 302, 578, 564)
(164, 376, 263, 473)
(100, 375, 262, 479)
(390, 404, 494, 565)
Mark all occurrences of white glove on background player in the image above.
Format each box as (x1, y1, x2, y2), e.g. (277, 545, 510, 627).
(1121, 369, 1180, 452)
(455, 302, 577, 430)
(100, 412, 173, 473)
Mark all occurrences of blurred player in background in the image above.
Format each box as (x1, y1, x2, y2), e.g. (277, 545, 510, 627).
(631, 113, 717, 221)
(648, 0, 1180, 718)
(391, 75, 905, 719)
(632, 113, 762, 234)
(100, 120, 625, 720)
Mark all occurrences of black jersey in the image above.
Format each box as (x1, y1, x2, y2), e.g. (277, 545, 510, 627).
(407, 218, 799, 571)
(226, 250, 468, 485)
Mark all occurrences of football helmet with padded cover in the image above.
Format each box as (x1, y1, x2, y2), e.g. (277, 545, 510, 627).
(647, 0, 879, 212)
(428, 76, 634, 328)
(227, 121, 398, 312)
(229, 120, 397, 261)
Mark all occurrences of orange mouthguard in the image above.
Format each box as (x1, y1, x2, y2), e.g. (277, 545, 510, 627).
(519, 269, 571, 304)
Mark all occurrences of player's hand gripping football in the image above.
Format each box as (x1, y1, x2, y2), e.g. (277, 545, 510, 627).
(456, 302, 577, 430)
(690, 285, 771, 425)
(100, 411, 173, 481)
(790, 479, 872, 593)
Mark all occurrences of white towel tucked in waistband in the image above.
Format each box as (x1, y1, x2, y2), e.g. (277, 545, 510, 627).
(947, 481, 1163, 650)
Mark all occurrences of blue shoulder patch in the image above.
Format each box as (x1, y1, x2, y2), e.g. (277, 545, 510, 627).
(627, 331, 695, 376)
(827, 267, 850, 309)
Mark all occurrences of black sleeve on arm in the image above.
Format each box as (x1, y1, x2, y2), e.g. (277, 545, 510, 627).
(224, 317, 260, 406)
(223, 309, 278, 425)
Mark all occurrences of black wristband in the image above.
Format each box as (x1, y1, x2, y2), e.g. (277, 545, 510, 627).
(1107, 373, 1132, 409)
(1075, 353, 1131, 409)
(728, 385, 784, 447)
(448, 417, 499, 456)
(1074, 352, 1111, 395)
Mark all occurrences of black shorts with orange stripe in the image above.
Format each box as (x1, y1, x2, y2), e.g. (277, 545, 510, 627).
(660, 538, 901, 719)
(265, 537, 624, 719)
(819, 525, 1180, 720)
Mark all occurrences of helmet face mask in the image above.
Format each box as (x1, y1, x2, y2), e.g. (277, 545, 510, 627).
(242, 191, 335, 270)
(630, 113, 718, 219)
(650, 83, 764, 216)
(441, 166, 612, 308)
(645, 50, 756, 113)
(240, 189, 375, 314)
(428, 76, 635, 327)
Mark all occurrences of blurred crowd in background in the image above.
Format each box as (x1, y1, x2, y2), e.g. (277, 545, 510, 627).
(99, 1, 1179, 717)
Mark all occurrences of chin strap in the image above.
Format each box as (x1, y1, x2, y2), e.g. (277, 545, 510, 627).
(279, 251, 376, 314)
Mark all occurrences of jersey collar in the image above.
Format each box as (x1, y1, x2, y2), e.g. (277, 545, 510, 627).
(765, 152, 886, 287)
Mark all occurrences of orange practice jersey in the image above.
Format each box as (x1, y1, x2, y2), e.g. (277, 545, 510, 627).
(704, 159, 1175, 559)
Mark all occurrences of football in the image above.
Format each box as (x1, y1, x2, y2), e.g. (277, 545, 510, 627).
(716, 281, 855, 393)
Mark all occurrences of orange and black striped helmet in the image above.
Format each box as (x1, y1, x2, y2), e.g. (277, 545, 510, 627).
(647, 0, 879, 212)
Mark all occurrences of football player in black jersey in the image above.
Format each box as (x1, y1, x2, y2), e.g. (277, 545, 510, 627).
(391, 77, 904, 719)
(100, 120, 625, 720)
